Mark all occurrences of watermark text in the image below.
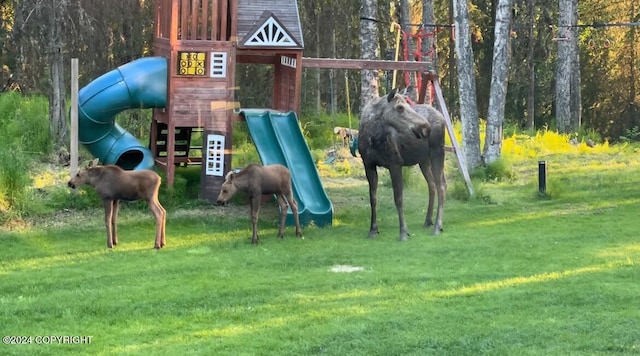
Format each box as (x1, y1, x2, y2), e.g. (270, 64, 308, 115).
(3, 335, 92, 345)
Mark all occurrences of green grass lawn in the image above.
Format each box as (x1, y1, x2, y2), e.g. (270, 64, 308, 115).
(1, 146, 640, 355)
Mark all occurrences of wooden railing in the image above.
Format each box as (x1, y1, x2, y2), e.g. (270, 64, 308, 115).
(155, 0, 237, 41)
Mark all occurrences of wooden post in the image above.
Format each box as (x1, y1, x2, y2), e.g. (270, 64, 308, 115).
(70, 58, 79, 176)
(431, 76, 475, 197)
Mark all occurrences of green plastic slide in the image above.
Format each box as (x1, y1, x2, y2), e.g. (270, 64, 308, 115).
(242, 110, 333, 227)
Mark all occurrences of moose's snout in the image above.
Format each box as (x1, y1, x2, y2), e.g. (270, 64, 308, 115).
(216, 199, 226, 206)
(68, 181, 76, 189)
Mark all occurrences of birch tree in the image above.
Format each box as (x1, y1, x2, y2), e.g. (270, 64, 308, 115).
(483, 0, 514, 163)
(49, 0, 67, 150)
(525, 0, 536, 131)
(453, 0, 482, 169)
(569, 0, 581, 130)
(421, 0, 436, 103)
(555, 0, 572, 133)
(359, 0, 379, 112)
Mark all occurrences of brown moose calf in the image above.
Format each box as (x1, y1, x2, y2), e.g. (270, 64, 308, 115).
(68, 161, 167, 249)
(216, 164, 302, 245)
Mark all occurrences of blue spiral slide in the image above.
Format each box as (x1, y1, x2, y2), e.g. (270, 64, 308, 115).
(78, 57, 333, 226)
(78, 57, 167, 170)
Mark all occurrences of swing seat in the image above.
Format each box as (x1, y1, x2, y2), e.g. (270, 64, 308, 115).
(350, 137, 358, 157)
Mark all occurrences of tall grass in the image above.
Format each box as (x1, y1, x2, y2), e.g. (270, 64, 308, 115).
(0, 146, 31, 220)
(0, 92, 51, 156)
(0, 93, 50, 219)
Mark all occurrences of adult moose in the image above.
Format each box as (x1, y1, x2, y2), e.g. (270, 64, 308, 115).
(216, 164, 302, 245)
(68, 160, 167, 249)
(358, 89, 446, 241)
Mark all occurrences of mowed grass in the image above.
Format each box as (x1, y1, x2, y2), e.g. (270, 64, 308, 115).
(1, 147, 640, 355)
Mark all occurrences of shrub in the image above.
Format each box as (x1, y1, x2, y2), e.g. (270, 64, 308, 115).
(484, 158, 515, 181)
(618, 126, 639, 144)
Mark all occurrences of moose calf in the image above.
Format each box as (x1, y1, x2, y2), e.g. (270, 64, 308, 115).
(68, 161, 167, 249)
(216, 164, 302, 245)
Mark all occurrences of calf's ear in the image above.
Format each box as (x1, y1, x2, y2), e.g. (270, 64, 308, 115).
(88, 158, 99, 168)
(224, 170, 235, 181)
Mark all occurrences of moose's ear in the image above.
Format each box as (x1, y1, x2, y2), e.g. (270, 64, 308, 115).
(387, 88, 398, 102)
(224, 170, 235, 181)
(87, 158, 99, 168)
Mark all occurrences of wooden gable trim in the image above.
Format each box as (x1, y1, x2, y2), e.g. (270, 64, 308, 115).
(239, 11, 302, 49)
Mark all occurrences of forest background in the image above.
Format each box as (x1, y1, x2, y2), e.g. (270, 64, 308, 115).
(0, 0, 639, 147)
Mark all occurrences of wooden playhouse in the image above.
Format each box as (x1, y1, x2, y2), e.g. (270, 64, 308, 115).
(150, 0, 304, 200)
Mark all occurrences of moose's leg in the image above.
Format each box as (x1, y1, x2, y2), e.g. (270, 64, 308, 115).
(111, 200, 120, 246)
(275, 194, 287, 238)
(284, 189, 302, 237)
(102, 199, 115, 248)
(419, 161, 436, 228)
(249, 196, 261, 245)
(159, 201, 167, 247)
(429, 148, 447, 235)
(148, 197, 166, 249)
(389, 165, 409, 241)
(364, 164, 379, 238)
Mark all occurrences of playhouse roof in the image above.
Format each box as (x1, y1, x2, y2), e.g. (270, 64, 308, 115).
(237, 0, 304, 49)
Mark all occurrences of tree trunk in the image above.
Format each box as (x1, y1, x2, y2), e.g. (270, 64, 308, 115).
(11, 0, 26, 87)
(50, 0, 68, 150)
(330, 29, 337, 115)
(360, 0, 379, 112)
(453, 0, 482, 169)
(555, 0, 572, 133)
(315, 15, 321, 113)
(569, 0, 581, 130)
(421, 0, 436, 104)
(525, 0, 536, 131)
(398, 0, 415, 99)
(630, 1, 638, 128)
(448, 0, 456, 116)
(483, 0, 514, 164)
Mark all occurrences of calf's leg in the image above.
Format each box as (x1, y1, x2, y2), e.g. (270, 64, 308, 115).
(249, 196, 261, 245)
(284, 190, 302, 237)
(111, 200, 120, 246)
(148, 197, 166, 249)
(275, 194, 288, 238)
(103, 199, 115, 248)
